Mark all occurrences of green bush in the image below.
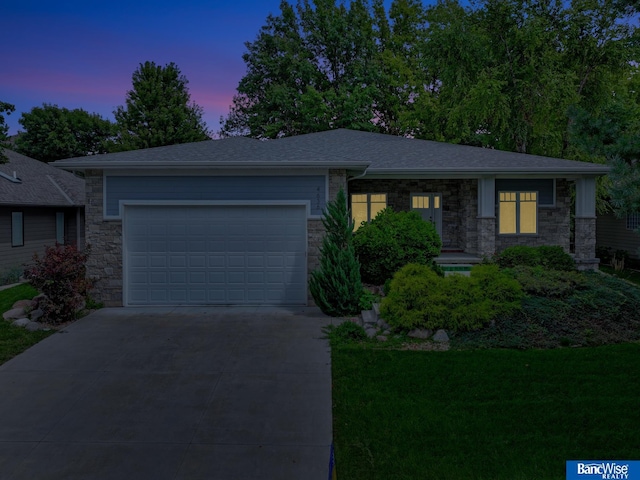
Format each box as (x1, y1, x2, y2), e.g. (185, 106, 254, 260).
(496, 245, 575, 271)
(380, 264, 523, 332)
(0, 266, 22, 286)
(310, 189, 366, 317)
(507, 265, 586, 298)
(325, 321, 367, 346)
(353, 208, 442, 285)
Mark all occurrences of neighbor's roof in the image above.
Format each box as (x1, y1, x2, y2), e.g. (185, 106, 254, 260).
(52, 129, 610, 176)
(0, 149, 84, 206)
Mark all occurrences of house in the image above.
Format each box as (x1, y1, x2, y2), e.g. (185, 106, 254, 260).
(0, 149, 85, 273)
(596, 211, 640, 263)
(52, 129, 608, 307)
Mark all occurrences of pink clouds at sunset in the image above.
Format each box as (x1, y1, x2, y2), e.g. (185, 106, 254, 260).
(1, 0, 289, 136)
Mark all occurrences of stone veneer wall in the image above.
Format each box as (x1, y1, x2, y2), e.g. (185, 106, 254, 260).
(85, 170, 124, 307)
(574, 217, 598, 270)
(348, 178, 478, 250)
(495, 178, 571, 254)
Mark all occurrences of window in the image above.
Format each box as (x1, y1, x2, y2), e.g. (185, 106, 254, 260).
(11, 212, 24, 247)
(351, 193, 387, 229)
(627, 213, 640, 231)
(56, 212, 65, 244)
(499, 192, 537, 235)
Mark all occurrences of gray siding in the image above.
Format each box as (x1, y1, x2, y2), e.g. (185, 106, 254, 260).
(105, 176, 327, 217)
(0, 206, 85, 273)
(596, 212, 640, 259)
(495, 179, 555, 206)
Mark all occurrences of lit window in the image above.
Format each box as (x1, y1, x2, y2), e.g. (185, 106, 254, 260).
(351, 193, 387, 229)
(499, 191, 537, 235)
(12, 212, 24, 247)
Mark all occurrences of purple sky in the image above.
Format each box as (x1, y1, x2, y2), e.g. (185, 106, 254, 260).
(2, 0, 408, 137)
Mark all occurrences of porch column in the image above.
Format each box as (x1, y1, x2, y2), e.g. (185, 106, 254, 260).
(477, 177, 496, 258)
(574, 177, 599, 270)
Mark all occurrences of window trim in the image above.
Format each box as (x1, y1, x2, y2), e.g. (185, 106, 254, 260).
(11, 212, 24, 247)
(498, 191, 538, 236)
(350, 193, 387, 229)
(627, 213, 640, 231)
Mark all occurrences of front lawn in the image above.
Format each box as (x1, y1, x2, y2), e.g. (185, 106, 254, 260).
(0, 284, 53, 365)
(332, 344, 640, 480)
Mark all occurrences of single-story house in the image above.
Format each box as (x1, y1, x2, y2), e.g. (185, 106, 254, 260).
(596, 211, 640, 262)
(53, 129, 609, 307)
(0, 149, 85, 273)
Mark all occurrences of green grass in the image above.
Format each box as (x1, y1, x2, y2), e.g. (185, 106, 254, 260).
(600, 265, 640, 286)
(332, 344, 640, 480)
(0, 284, 53, 364)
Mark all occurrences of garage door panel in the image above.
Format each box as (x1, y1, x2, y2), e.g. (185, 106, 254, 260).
(125, 205, 306, 305)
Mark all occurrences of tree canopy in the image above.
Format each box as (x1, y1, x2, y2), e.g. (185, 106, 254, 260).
(221, 0, 639, 159)
(14, 104, 115, 162)
(114, 61, 210, 150)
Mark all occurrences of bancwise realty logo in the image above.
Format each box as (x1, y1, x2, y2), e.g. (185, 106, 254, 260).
(567, 461, 640, 480)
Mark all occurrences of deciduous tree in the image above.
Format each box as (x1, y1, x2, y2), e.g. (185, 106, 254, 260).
(14, 104, 115, 162)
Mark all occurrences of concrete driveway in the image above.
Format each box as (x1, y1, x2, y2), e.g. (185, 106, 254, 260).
(0, 307, 334, 480)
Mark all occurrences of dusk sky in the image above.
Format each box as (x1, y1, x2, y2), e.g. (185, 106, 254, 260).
(2, 0, 398, 137)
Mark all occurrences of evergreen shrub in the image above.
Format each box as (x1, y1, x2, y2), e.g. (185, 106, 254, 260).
(353, 208, 441, 285)
(380, 263, 523, 332)
(310, 189, 365, 316)
(496, 245, 575, 271)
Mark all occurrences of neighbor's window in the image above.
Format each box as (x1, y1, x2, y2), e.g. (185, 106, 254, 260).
(56, 212, 65, 244)
(11, 212, 24, 247)
(499, 192, 537, 235)
(351, 193, 387, 229)
(627, 213, 640, 231)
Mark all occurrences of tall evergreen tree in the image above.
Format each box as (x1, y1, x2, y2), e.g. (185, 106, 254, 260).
(310, 189, 365, 317)
(0, 101, 15, 162)
(114, 61, 210, 150)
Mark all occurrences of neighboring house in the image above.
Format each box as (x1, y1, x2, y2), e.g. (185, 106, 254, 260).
(53, 129, 608, 307)
(596, 211, 640, 261)
(0, 149, 85, 272)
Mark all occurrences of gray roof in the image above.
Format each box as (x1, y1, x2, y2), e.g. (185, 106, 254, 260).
(0, 149, 84, 207)
(52, 129, 609, 176)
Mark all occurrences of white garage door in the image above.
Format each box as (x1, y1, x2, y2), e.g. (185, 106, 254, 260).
(123, 204, 307, 306)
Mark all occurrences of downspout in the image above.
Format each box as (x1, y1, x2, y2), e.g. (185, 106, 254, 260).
(347, 167, 369, 183)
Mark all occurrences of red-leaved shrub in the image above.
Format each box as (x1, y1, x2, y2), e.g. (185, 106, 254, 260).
(24, 244, 94, 324)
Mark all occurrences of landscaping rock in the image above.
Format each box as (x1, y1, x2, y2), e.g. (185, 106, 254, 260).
(29, 309, 44, 321)
(31, 294, 47, 308)
(12, 300, 32, 309)
(25, 321, 43, 332)
(12, 318, 30, 327)
(361, 309, 377, 325)
(365, 327, 377, 338)
(433, 329, 450, 343)
(376, 335, 388, 342)
(372, 303, 381, 315)
(3, 308, 26, 320)
(377, 318, 391, 330)
(408, 328, 432, 339)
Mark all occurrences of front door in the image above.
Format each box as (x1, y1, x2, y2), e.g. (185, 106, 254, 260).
(411, 193, 443, 238)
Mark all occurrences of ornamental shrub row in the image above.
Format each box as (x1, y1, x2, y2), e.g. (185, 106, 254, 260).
(496, 245, 575, 271)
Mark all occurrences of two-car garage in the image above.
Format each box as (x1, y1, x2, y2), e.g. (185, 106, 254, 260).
(123, 204, 308, 306)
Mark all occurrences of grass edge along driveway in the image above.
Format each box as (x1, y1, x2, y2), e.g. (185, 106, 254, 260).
(332, 344, 640, 480)
(0, 283, 52, 365)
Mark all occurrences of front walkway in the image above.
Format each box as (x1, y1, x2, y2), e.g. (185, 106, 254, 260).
(0, 307, 334, 480)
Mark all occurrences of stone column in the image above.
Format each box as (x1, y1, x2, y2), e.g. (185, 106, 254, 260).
(477, 217, 496, 259)
(574, 177, 599, 270)
(329, 169, 347, 200)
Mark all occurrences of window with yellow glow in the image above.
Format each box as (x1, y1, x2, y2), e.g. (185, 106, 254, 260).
(351, 193, 387, 229)
(499, 191, 537, 235)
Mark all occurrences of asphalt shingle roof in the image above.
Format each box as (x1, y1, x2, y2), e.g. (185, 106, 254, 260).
(52, 129, 609, 175)
(0, 150, 84, 206)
